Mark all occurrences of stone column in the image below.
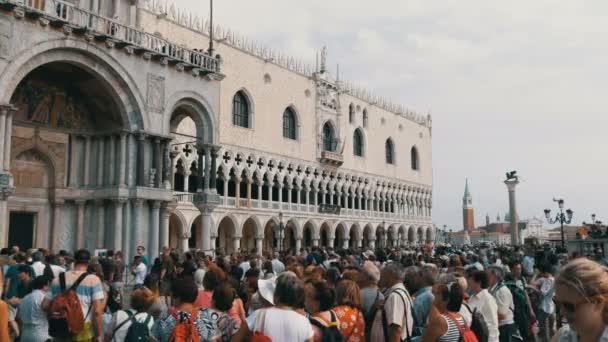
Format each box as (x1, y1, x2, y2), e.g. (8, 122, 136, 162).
(342, 238, 349, 249)
(277, 183, 283, 206)
(210, 147, 219, 190)
(255, 237, 263, 256)
(137, 133, 146, 186)
(369, 238, 376, 249)
(312, 238, 319, 247)
(127, 134, 136, 187)
(118, 133, 127, 187)
(235, 177, 241, 208)
(505, 179, 521, 246)
(162, 141, 171, 189)
(286, 185, 292, 210)
(108, 135, 116, 185)
(51, 200, 64, 251)
(83, 136, 91, 187)
(132, 199, 144, 251)
(149, 201, 160, 259)
(233, 236, 241, 253)
(95, 199, 105, 248)
(183, 171, 190, 193)
(329, 191, 334, 205)
(223, 178, 229, 205)
(153, 139, 161, 188)
(201, 206, 213, 253)
(69, 135, 78, 188)
(295, 238, 302, 252)
(97, 137, 105, 187)
(122, 200, 131, 260)
(113, 198, 126, 251)
(327, 235, 334, 248)
(160, 202, 173, 250)
(2, 106, 14, 171)
(297, 187, 302, 210)
(169, 149, 179, 189)
(75, 200, 86, 249)
(196, 147, 204, 192)
(320, 190, 326, 205)
(0, 199, 7, 248)
(0, 109, 6, 168)
(204, 148, 211, 190)
(246, 180, 252, 208)
(257, 182, 263, 204)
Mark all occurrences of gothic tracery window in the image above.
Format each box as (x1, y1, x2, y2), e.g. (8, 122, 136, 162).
(353, 129, 364, 157)
(283, 107, 297, 140)
(323, 122, 336, 152)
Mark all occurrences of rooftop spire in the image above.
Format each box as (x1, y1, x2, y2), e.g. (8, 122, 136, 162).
(463, 178, 471, 199)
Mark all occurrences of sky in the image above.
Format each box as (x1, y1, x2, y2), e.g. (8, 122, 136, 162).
(174, 0, 608, 230)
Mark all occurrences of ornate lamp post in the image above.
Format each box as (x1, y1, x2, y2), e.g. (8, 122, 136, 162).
(544, 198, 573, 249)
(278, 212, 285, 252)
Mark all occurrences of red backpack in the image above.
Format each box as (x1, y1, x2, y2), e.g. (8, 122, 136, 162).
(250, 309, 272, 342)
(48, 272, 90, 337)
(446, 313, 479, 342)
(168, 309, 201, 342)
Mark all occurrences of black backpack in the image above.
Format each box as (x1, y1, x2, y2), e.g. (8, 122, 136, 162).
(310, 310, 345, 342)
(111, 310, 152, 342)
(463, 303, 489, 342)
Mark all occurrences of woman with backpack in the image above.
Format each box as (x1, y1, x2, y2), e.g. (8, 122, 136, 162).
(423, 282, 475, 342)
(105, 288, 155, 342)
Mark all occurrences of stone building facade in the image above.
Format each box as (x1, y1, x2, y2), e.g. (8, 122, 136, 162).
(0, 0, 434, 260)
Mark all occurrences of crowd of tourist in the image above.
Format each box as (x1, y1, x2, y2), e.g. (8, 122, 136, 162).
(0, 242, 606, 342)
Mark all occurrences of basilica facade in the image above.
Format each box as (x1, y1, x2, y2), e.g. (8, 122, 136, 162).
(0, 0, 434, 261)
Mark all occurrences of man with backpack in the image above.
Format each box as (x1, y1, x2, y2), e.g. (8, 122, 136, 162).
(487, 266, 516, 342)
(42, 249, 105, 342)
(370, 262, 413, 342)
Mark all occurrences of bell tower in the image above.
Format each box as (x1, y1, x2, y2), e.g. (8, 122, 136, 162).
(463, 179, 475, 232)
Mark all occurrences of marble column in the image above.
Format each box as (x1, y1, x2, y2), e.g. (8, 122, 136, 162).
(233, 236, 241, 253)
(162, 141, 171, 188)
(84, 136, 91, 187)
(246, 180, 252, 208)
(149, 201, 160, 260)
(0, 109, 6, 168)
(160, 202, 172, 250)
(210, 148, 218, 190)
(277, 184, 283, 206)
(112, 198, 126, 251)
(223, 178, 229, 205)
(3, 106, 13, 171)
(197, 147, 204, 192)
(127, 134, 136, 187)
(69, 135, 78, 188)
(329, 191, 334, 205)
(122, 200, 131, 260)
(132, 199, 144, 252)
(183, 171, 190, 193)
(297, 187, 302, 209)
(312, 238, 319, 247)
(204, 148, 211, 190)
(295, 238, 302, 253)
(327, 236, 334, 248)
(201, 207, 213, 253)
(235, 177, 241, 208)
(96, 199, 105, 248)
(153, 139, 161, 188)
(97, 137, 105, 187)
(108, 135, 116, 185)
(137, 133, 146, 186)
(51, 200, 64, 251)
(118, 133, 127, 187)
(369, 238, 375, 249)
(255, 237, 263, 256)
(286, 186, 292, 210)
(75, 200, 86, 249)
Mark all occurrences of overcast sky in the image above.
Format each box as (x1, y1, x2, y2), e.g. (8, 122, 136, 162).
(176, 0, 608, 230)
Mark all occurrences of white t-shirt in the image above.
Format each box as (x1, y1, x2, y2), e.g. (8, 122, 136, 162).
(370, 283, 413, 341)
(490, 283, 515, 326)
(108, 310, 154, 342)
(469, 289, 499, 342)
(133, 263, 147, 284)
(246, 307, 313, 342)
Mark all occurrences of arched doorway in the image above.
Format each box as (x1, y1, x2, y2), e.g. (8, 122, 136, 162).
(303, 221, 315, 249)
(408, 226, 416, 244)
(284, 220, 298, 253)
(263, 218, 278, 253)
(363, 224, 373, 248)
(349, 224, 361, 248)
(417, 227, 424, 245)
(216, 216, 236, 254)
(190, 216, 203, 250)
(168, 213, 183, 250)
(426, 226, 434, 244)
(376, 225, 386, 248)
(320, 222, 331, 247)
(7, 60, 130, 250)
(334, 223, 347, 249)
(387, 226, 396, 247)
(241, 217, 259, 253)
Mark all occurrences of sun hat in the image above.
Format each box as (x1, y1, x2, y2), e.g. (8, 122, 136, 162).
(258, 276, 277, 305)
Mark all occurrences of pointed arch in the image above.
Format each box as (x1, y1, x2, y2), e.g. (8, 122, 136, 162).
(385, 138, 395, 164)
(353, 128, 365, 157)
(411, 146, 420, 171)
(232, 89, 253, 128)
(282, 106, 298, 140)
(322, 121, 337, 152)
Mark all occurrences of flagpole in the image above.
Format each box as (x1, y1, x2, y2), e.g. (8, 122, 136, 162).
(208, 0, 214, 55)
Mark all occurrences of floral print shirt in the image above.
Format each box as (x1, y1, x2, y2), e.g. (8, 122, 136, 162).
(152, 307, 238, 342)
(333, 305, 365, 342)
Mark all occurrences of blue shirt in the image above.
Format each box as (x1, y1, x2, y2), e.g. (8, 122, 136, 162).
(412, 286, 434, 328)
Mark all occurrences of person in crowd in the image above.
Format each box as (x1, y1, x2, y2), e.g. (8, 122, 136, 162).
(370, 262, 414, 342)
(194, 265, 224, 308)
(136, 246, 149, 268)
(113, 251, 125, 289)
(0, 297, 8, 341)
(413, 263, 439, 335)
(488, 265, 516, 342)
(43, 249, 105, 342)
(17, 275, 50, 342)
(305, 277, 335, 317)
(197, 283, 240, 340)
(358, 261, 384, 320)
(131, 255, 147, 287)
(234, 271, 314, 341)
(468, 270, 499, 342)
(5, 263, 34, 339)
(152, 277, 203, 341)
(534, 263, 555, 342)
(159, 247, 176, 299)
(143, 273, 166, 320)
(423, 281, 469, 342)
(271, 251, 285, 274)
(105, 287, 155, 342)
(333, 279, 365, 341)
(552, 258, 608, 342)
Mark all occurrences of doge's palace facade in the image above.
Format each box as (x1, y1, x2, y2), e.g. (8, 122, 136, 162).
(0, 0, 434, 260)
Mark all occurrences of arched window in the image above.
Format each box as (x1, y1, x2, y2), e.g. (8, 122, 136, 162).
(363, 109, 368, 128)
(232, 91, 250, 128)
(283, 107, 297, 140)
(411, 146, 419, 170)
(353, 129, 364, 156)
(323, 122, 336, 152)
(349, 103, 355, 124)
(385, 138, 394, 164)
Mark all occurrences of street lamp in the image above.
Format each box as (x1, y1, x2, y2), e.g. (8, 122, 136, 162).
(278, 212, 285, 252)
(382, 221, 387, 248)
(544, 198, 573, 249)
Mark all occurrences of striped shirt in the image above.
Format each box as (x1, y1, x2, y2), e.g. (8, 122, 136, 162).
(45, 270, 105, 323)
(439, 314, 466, 342)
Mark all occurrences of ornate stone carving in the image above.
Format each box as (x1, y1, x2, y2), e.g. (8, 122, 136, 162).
(146, 74, 165, 113)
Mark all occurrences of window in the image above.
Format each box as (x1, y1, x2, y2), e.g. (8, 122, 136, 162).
(349, 103, 355, 124)
(323, 122, 337, 152)
(283, 107, 297, 140)
(353, 129, 364, 156)
(363, 109, 368, 128)
(385, 138, 394, 164)
(232, 91, 250, 128)
(411, 146, 419, 170)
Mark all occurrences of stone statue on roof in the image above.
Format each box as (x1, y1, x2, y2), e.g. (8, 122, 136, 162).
(320, 46, 327, 73)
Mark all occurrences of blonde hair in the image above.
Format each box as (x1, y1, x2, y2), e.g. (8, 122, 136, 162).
(556, 258, 608, 321)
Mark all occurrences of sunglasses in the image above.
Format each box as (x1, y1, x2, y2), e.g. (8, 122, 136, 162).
(553, 298, 589, 314)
